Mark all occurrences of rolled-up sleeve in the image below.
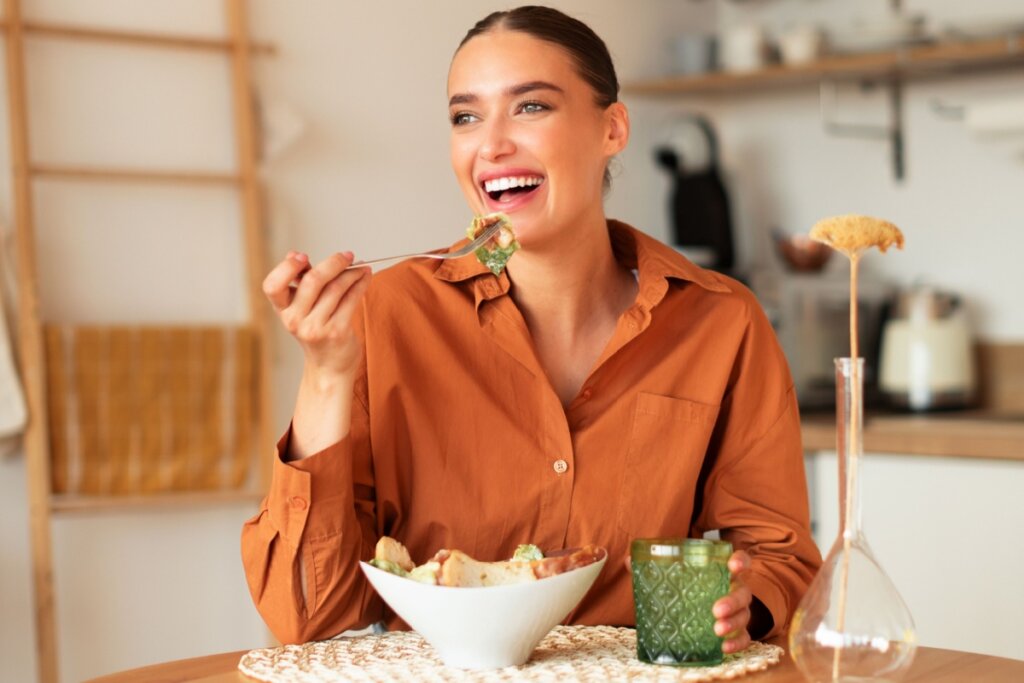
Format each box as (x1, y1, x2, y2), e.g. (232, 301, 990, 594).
(694, 294, 822, 638)
(240, 392, 381, 644)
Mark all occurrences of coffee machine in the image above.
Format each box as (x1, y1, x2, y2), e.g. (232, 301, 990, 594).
(654, 115, 735, 273)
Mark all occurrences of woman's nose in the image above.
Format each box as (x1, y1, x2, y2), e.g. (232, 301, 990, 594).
(478, 120, 516, 161)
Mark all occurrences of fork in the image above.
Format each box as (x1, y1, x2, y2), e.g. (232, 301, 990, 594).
(344, 219, 505, 270)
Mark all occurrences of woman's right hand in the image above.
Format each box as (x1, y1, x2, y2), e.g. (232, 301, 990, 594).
(264, 251, 372, 459)
(263, 250, 372, 381)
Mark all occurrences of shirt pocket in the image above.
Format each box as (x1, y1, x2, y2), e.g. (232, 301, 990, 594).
(614, 392, 721, 539)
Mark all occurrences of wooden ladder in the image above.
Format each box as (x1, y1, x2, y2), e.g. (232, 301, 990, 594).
(0, 2, 275, 681)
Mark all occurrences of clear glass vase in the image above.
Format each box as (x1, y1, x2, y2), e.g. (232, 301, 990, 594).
(789, 358, 918, 682)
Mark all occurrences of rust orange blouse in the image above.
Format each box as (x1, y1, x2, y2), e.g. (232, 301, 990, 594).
(241, 221, 821, 645)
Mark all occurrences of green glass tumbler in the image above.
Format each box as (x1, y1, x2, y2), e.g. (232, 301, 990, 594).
(631, 538, 733, 666)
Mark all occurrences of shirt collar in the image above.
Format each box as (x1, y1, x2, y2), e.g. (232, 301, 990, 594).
(433, 242, 493, 283)
(432, 219, 731, 305)
(607, 220, 731, 310)
(433, 239, 509, 309)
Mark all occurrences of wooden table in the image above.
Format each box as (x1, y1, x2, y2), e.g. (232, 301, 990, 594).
(87, 637, 1024, 682)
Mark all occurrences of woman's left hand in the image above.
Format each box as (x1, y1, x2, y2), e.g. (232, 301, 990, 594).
(712, 550, 754, 654)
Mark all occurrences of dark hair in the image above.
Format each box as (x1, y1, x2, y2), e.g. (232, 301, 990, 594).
(457, 5, 621, 189)
(458, 6, 619, 108)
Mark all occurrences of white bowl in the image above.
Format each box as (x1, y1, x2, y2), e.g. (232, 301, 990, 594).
(359, 549, 607, 669)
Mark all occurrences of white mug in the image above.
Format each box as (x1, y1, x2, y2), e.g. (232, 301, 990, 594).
(720, 24, 767, 72)
(779, 25, 824, 65)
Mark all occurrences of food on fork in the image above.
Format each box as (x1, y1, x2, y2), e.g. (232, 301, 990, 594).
(809, 214, 905, 256)
(368, 536, 603, 587)
(467, 212, 519, 275)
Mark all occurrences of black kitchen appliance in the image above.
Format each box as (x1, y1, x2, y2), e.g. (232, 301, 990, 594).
(655, 115, 735, 272)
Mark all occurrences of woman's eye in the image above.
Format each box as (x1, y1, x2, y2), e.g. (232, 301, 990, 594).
(451, 112, 478, 126)
(519, 101, 547, 114)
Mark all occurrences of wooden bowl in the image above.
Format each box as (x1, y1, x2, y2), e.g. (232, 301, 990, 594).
(775, 233, 832, 272)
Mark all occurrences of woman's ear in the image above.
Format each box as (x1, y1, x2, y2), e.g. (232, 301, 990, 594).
(604, 102, 630, 156)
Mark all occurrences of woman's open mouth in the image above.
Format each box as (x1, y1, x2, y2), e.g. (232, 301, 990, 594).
(481, 175, 545, 206)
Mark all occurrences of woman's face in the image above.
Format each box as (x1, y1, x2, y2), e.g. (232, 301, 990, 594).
(447, 30, 628, 248)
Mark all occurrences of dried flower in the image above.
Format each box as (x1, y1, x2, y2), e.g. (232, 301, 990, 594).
(810, 214, 904, 257)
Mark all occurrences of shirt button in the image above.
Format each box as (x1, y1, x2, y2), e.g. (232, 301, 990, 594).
(553, 459, 569, 474)
(289, 496, 307, 510)
(580, 388, 592, 400)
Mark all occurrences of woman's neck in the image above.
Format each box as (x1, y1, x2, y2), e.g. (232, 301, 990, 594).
(505, 217, 635, 342)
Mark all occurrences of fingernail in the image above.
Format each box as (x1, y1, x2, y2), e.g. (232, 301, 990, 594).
(342, 251, 354, 260)
(292, 252, 308, 263)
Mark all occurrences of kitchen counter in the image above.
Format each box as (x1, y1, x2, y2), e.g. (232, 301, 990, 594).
(800, 342, 1024, 461)
(801, 410, 1024, 461)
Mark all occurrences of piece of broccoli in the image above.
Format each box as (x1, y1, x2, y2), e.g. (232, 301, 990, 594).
(511, 544, 544, 562)
(408, 561, 441, 585)
(475, 243, 518, 276)
(369, 558, 409, 577)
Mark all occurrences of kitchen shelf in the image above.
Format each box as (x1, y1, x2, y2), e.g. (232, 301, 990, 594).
(623, 33, 1024, 96)
(801, 411, 1024, 462)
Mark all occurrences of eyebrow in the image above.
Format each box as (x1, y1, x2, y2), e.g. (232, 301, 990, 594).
(448, 80, 564, 107)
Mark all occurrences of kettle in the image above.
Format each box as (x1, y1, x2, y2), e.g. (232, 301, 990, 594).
(878, 285, 976, 411)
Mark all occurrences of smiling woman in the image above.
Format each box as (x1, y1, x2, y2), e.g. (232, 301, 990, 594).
(243, 4, 821, 657)
(455, 7, 620, 190)
(447, 16, 627, 252)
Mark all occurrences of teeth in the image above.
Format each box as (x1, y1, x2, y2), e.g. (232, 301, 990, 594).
(483, 175, 544, 193)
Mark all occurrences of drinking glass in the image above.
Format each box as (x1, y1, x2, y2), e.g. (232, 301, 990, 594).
(631, 538, 732, 666)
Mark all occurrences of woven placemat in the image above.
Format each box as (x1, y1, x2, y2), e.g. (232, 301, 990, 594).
(239, 625, 784, 682)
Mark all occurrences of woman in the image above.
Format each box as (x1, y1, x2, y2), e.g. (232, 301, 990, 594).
(243, 6, 821, 653)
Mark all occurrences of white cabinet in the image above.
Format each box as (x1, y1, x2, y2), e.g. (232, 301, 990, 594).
(805, 451, 1024, 660)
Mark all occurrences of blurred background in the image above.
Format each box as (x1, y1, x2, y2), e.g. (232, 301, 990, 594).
(0, 0, 1022, 680)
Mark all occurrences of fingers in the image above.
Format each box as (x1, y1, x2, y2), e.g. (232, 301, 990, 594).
(307, 266, 372, 330)
(263, 251, 310, 311)
(728, 549, 752, 575)
(290, 252, 356, 316)
(715, 603, 749, 633)
(329, 267, 372, 324)
(264, 251, 373, 347)
(714, 583, 752, 620)
(722, 626, 751, 654)
(714, 573, 753, 654)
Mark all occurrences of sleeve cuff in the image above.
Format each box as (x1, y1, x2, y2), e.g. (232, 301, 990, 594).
(267, 426, 357, 547)
(742, 570, 789, 639)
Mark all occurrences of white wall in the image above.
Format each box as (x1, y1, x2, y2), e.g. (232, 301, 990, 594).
(710, 0, 1024, 340)
(0, 2, 712, 681)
